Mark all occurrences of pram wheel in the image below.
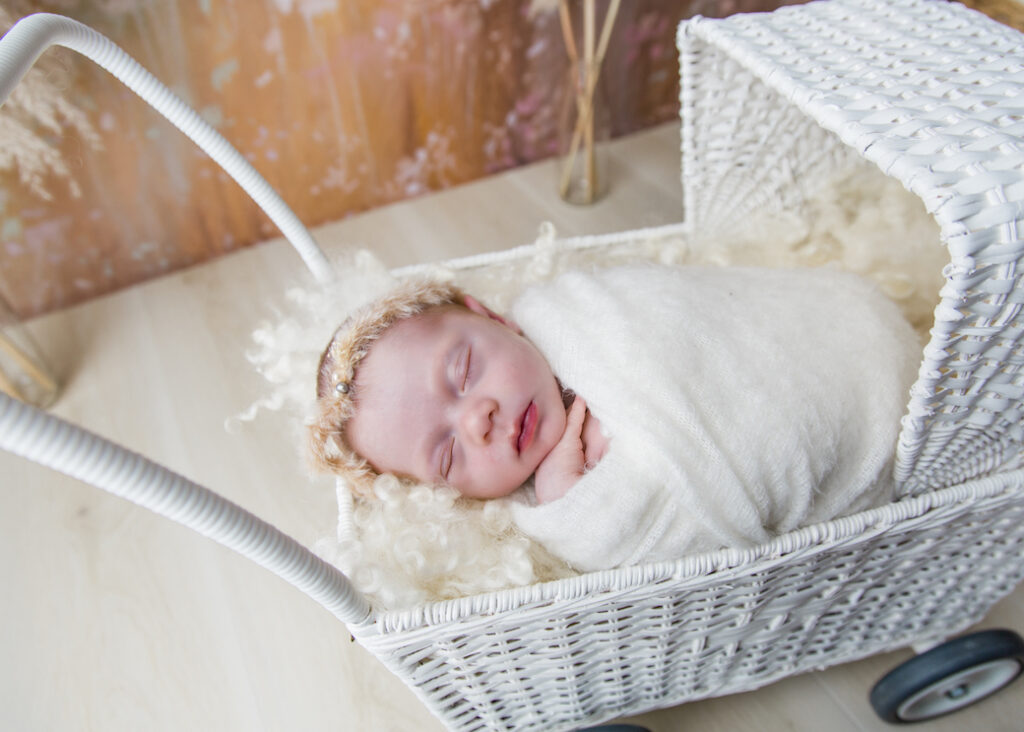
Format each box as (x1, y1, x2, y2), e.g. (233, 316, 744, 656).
(870, 629, 1024, 723)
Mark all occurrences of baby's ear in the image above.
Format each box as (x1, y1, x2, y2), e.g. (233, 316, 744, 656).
(463, 294, 522, 334)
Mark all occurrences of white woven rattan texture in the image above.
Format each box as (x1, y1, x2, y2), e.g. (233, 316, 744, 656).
(353, 471, 1024, 731)
(679, 0, 1024, 494)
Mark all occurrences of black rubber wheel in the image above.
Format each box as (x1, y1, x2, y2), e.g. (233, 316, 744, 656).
(870, 629, 1024, 724)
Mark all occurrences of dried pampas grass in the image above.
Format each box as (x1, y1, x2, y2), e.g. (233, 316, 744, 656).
(0, 5, 101, 200)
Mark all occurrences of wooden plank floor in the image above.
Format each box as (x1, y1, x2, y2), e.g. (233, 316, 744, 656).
(2, 124, 1023, 731)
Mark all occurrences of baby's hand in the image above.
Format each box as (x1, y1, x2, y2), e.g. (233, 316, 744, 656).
(534, 396, 588, 504)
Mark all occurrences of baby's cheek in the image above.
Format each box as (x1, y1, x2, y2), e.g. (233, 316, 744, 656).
(484, 450, 528, 489)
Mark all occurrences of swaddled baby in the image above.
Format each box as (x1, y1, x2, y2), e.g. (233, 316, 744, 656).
(309, 264, 919, 572)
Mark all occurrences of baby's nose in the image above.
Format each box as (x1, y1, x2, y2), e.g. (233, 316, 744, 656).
(459, 397, 497, 445)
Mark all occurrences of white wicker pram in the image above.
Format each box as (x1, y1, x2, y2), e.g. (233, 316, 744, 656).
(2, 0, 1024, 729)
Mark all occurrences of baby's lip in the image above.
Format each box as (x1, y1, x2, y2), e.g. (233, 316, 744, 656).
(516, 401, 538, 454)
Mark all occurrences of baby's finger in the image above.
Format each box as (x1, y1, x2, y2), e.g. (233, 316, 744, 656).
(565, 396, 587, 435)
(536, 397, 587, 489)
(567, 394, 585, 420)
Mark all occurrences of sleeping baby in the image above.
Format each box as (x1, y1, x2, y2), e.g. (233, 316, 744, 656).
(309, 264, 920, 573)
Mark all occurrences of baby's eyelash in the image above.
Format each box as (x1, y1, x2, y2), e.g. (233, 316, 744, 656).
(441, 436, 455, 479)
(461, 347, 472, 391)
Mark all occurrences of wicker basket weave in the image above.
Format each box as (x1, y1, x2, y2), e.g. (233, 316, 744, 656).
(2, 1, 1024, 730)
(680, 0, 1024, 501)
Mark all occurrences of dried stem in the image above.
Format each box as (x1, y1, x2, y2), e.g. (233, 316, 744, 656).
(0, 331, 57, 394)
(558, 0, 578, 64)
(0, 361, 27, 402)
(583, 0, 595, 199)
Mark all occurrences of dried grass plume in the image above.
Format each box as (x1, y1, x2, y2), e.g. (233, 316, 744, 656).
(0, 4, 101, 200)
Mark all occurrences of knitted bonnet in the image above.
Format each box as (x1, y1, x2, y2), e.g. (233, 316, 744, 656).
(308, 277, 465, 496)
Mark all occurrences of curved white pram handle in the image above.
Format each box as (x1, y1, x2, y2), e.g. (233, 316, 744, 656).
(0, 393, 371, 624)
(0, 15, 369, 624)
(0, 12, 334, 283)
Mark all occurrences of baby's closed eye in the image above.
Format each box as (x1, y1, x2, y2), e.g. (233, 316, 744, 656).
(440, 436, 455, 480)
(459, 346, 472, 391)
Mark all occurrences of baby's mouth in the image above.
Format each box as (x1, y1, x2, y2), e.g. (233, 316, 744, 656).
(517, 401, 538, 454)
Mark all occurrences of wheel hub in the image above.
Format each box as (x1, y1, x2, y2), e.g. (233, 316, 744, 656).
(896, 659, 1022, 722)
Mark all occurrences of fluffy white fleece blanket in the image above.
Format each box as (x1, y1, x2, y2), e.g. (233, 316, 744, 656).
(506, 264, 920, 572)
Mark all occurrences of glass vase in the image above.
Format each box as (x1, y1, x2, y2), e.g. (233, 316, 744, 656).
(556, 59, 611, 205)
(555, 0, 615, 205)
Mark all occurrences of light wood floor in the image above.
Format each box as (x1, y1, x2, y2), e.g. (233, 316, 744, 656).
(3, 124, 1023, 731)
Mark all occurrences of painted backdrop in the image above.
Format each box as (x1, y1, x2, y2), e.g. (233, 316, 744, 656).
(0, 0, 796, 317)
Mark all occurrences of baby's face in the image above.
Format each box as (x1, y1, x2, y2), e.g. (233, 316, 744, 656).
(346, 301, 567, 499)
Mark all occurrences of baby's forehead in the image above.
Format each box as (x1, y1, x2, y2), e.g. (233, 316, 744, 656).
(364, 304, 472, 366)
(387, 303, 475, 340)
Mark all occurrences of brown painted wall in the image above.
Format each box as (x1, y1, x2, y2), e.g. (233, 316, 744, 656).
(1, 0, 796, 317)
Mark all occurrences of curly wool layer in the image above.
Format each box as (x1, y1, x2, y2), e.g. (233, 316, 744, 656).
(315, 474, 573, 609)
